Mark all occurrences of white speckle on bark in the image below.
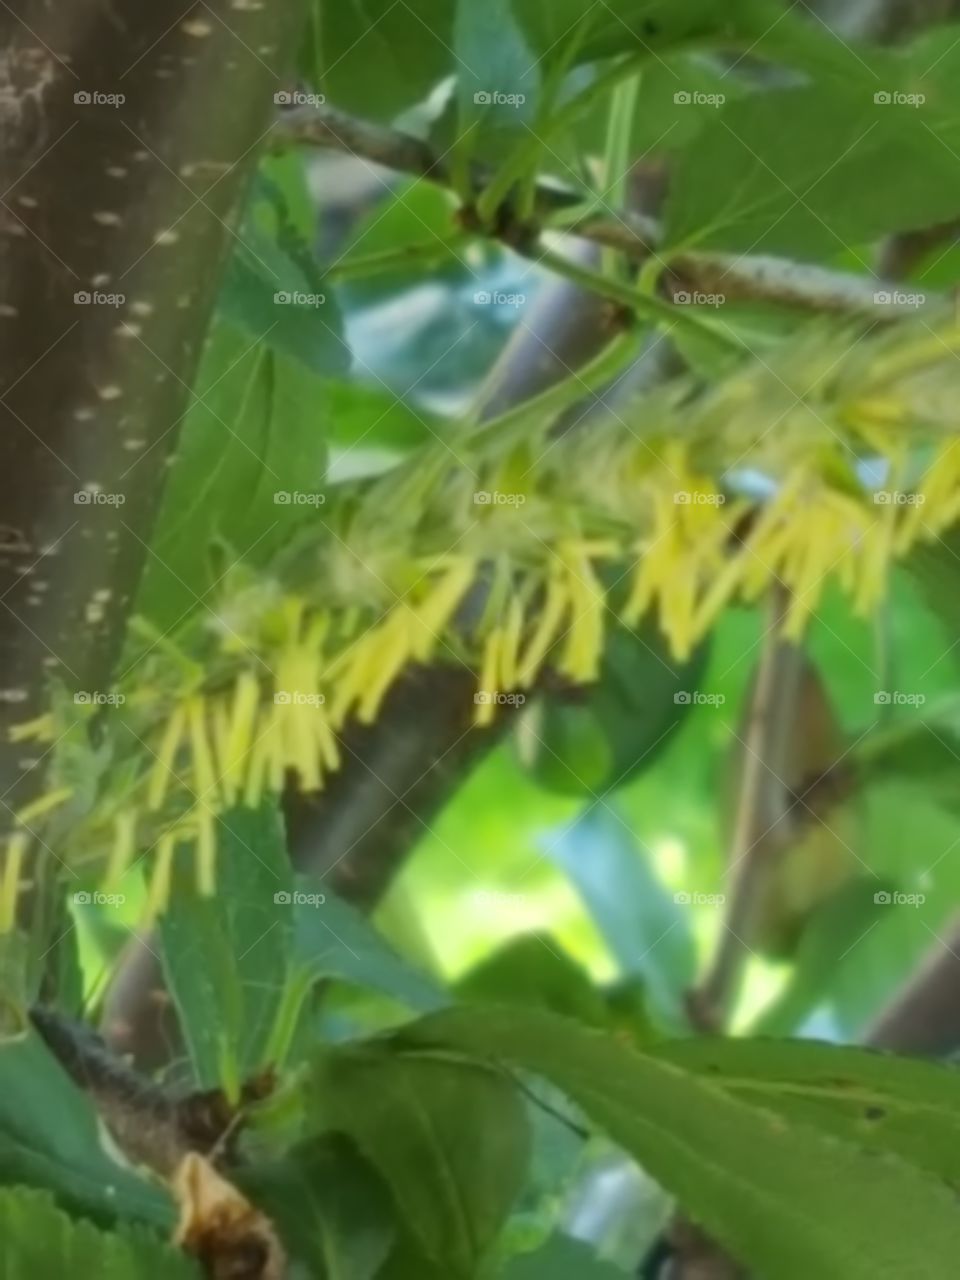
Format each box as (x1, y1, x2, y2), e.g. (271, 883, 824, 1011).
(153, 228, 178, 246)
(130, 301, 154, 316)
(182, 18, 214, 36)
(74, 407, 95, 421)
(98, 386, 122, 401)
(106, 166, 128, 178)
(0, 304, 17, 317)
(92, 273, 111, 286)
(117, 323, 141, 338)
(93, 211, 122, 226)
(0, 689, 28, 703)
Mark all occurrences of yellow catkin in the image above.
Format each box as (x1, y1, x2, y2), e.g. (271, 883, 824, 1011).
(147, 703, 187, 811)
(0, 833, 28, 933)
(356, 609, 414, 723)
(516, 568, 567, 686)
(13, 787, 73, 827)
(408, 559, 475, 661)
(221, 671, 261, 804)
(559, 550, 606, 682)
(187, 696, 218, 804)
(9, 714, 54, 744)
(498, 595, 525, 691)
(104, 810, 137, 891)
(474, 625, 503, 727)
(144, 831, 177, 922)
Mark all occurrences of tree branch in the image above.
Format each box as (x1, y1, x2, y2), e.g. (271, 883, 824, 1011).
(273, 104, 938, 318)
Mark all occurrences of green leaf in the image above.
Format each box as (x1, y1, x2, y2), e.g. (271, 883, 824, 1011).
(543, 806, 696, 1025)
(398, 1006, 960, 1280)
(240, 1135, 395, 1280)
(159, 804, 295, 1090)
(0, 1187, 196, 1279)
(664, 84, 960, 256)
(138, 323, 328, 627)
(751, 877, 894, 1036)
(517, 620, 707, 796)
(294, 887, 447, 1012)
(511, 0, 759, 67)
(502, 1233, 629, 1279)
(453, 0, 540, 163)
(0, 1027, 172, 1227)
(652, 1035, 960, 1190)
(311, 0, 455, 120)
(311, 1043, 531, 1278)
(455, 933, 618, 1028)
(219, 227, 347, 377)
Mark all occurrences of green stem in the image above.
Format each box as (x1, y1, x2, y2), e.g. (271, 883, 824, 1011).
(327, 232, 473, 282)
(466, 329, 641, 450)
(600, 72, 642, 281)
(534, 246, 745, 352)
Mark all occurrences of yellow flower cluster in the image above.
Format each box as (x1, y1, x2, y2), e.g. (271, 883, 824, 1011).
(5, 317, 960, 927)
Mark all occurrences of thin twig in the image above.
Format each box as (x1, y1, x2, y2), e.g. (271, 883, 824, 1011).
(273, 105, 941, 319)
